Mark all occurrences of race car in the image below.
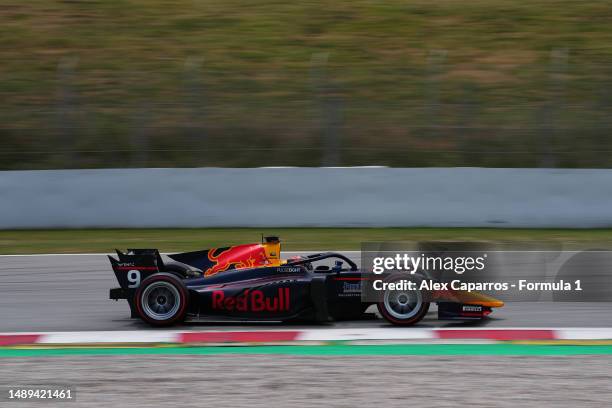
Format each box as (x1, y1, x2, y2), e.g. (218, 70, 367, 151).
(109, 237, 503, 326)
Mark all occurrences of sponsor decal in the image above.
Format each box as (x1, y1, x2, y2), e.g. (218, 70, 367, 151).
(115, 263, 157, 271)
(278, 267, 301, 273)
(339, 281, 361, 297)
(212, 288, 290, 312)
(205, 244, 270, 276)
(118, 262, 135, 267)
(343, 282, 361, 293)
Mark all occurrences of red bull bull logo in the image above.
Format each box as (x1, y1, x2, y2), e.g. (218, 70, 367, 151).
(205, 244, 270, 276)
(212, 288, 291, 312)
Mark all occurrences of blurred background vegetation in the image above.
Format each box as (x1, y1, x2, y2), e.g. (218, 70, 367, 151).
(2, 0, 612, 169)
(3, 227, 612, 253)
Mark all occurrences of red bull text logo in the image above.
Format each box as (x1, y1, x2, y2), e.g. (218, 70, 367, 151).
(212, 288, 290, 312)
(205, 244, 270, 276)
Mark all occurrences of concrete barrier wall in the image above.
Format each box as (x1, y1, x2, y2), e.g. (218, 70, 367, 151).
(1, 167, 611, 228)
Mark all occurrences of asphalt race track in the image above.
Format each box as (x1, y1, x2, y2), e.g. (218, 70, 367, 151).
(1, 252, 611, 332)
(3, 252, 612, 408)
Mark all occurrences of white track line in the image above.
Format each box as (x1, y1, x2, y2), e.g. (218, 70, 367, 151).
(3, 328, 612, 343)
(39, 331, 180, 344)
(297, 328, 436, 341)
(556, 328, 612, 340)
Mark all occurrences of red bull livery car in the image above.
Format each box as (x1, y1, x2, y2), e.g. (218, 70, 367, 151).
(109, 237, 503, 326)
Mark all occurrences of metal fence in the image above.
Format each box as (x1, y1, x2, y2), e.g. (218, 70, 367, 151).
(2, 49, 612, 169)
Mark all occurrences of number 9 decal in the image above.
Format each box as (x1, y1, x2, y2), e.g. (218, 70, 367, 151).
(127, 270, 141, 288)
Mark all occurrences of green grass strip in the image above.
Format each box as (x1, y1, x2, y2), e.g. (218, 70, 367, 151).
(3, 227, 612, 254)
(3, 344, 612, 357)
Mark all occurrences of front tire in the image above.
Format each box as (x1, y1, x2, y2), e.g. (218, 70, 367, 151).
(377, 277, 430, 326)
(134, 273, 189, 326)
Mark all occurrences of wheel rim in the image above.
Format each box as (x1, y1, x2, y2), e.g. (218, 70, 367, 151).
(383, 288, 422, 320)
(141, 281, 181, 321)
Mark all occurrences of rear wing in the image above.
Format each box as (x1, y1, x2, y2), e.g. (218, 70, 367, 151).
(116, 248, 163, 263)
(109, 250, 161, 293)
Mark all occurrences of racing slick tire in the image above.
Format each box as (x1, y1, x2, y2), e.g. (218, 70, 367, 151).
(377, 275, 430, 326)
(134, 273, 189, 326)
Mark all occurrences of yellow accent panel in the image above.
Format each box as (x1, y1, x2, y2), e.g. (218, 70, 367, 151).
(263, 241, 282, 266)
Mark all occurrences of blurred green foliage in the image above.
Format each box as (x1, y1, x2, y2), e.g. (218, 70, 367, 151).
(2, 227, 612, 254)
(2, 1, 612, 169)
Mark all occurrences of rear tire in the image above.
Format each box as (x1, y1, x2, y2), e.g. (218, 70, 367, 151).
(134, 273, 189, 326)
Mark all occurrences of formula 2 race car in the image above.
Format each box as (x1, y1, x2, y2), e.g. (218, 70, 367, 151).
(109, 237, 503, 326)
